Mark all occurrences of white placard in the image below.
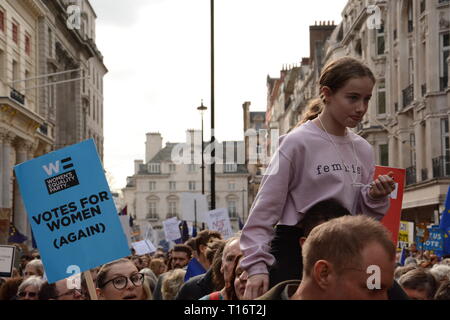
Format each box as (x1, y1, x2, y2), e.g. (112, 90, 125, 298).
(206, 208, 233, 240)
(132, 240, 156, 255)
(119, 215, 132, 248)
(181, 193, 208, 223)
(163, 217, 182, 242)
(0, 245, 16, 277)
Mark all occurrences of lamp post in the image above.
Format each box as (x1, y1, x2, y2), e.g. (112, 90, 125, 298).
(197, 100, 207, 195)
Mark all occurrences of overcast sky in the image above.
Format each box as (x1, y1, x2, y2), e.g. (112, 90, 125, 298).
(90, 0, 349, 190)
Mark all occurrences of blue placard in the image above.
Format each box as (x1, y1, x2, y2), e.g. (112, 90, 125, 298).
(14, 139, 130, 283)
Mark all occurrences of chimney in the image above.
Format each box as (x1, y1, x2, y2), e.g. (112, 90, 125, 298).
(134, 160, 143, 174)
(243, 101, 251, 132)
(145, 132, 163, 163)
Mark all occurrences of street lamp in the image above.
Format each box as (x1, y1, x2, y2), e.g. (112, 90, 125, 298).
(197, 100, 207, 195)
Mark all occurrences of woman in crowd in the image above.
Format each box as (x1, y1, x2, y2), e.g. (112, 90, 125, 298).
(96, 258, 152, 300)
(23, 259, 44, 279)
(16, 276, 44, 300)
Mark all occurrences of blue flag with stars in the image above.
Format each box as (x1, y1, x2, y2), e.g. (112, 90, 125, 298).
(440, 186, 450, 255)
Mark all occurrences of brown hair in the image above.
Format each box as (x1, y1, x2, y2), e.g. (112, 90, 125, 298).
(398, 268, 438, 299)
(195, 230, 222, 255)
(434, 280, 450, 300)
(302, 215, 395, 278)
(161, 269, 186, 300)
(96, 258, 134, 288)
(149, 258, 167, 277)
(172, 244, 193, 259)
(296, 57, 376, 127)
(210, 239, 227, 290)
(225, 254, 244, 300)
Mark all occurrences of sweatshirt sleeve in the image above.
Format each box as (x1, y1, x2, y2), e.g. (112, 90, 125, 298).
(358, 163, 390, 220)
(240, 149, 294, 277)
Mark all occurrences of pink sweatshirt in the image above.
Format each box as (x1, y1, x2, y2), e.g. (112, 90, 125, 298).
(240, 120, 390, 277)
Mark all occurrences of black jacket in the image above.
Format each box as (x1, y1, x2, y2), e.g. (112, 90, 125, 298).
(175, 269, 213, 300)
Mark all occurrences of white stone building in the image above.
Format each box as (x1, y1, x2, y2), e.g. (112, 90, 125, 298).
(123, 130, 249, 237)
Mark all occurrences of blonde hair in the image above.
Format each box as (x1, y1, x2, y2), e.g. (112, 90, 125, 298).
(161, 269, 186, 300)
(25, 259, 44, 277)
(302, 215, 395, 277)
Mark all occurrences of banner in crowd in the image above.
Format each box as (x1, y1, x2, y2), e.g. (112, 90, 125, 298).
(132, 239, 156, 255)
(375, 166, 406, 246)
(440, 185, 450, 255)
(163, 217, 182, 242)
(0, 245, 15, 277)
(14, 139, 130, 283)
(421, 225, 444, 253)
(206, 208, 233, 240)
(180, 193, 208, 223)
(398, 221, 414, 249)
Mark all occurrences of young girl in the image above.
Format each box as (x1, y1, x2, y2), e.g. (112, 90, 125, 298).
(240, 57, 396, 299)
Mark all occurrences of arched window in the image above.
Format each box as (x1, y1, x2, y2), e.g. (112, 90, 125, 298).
(146, 195, 160, 221)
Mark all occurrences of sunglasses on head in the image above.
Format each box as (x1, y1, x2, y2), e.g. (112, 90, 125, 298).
(18, 291, 37, 298)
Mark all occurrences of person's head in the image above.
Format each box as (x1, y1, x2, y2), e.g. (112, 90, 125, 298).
(140, 255, 150, 269)
(0, 277, 23, 300)
(24, 259, 44, 279)
(195, 230, 222, 267)
(434, 280, 450, 300)
(398, 268, 438, 300)
(299, 215, 396, 300)
(185, 237, 198, 260)
(139, 268, 157, 294)
(208, 239, 226, 291)
(394, 265, 417, 281)
(31, 250, 40, 260)
(430, 264, 450, 284)
(404, 256, 418, 266)
(231, 255, 247, 300)
(298, 57, 376, 130)
(20, 255, 33, 269)
(296, 199, 351, 246)
(171, 244, 192, 269)
(17, 276, 44, 300)
(220, 236, 241, 288)
(130, 255, 144, 271)
(96, 258, 146, 300)
(149, 258, 167, 277)
(161, 269, 186, 300)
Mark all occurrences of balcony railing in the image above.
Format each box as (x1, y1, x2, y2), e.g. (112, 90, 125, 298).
(146, 213, 159, 221)
(433, 156, 450, 178)
(402, 84, 414, 109)
(421, 168, 428, 181)
(406, 166, 417, 185)
(10, 89, 25, 104)
(440, 76, 449, 91)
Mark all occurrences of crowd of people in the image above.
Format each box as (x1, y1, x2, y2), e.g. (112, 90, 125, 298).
(1, 212, 449, 301)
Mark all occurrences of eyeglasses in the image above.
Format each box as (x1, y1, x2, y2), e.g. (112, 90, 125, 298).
(102, 273, 144, 290)
(18, 291, 37, 298)
(56, 288, 82, 299)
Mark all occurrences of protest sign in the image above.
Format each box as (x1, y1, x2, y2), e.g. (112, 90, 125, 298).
(14, 139, 130, 283)
(132, 239, 156, 255)
(440, 186, 450, 255)
(119, 215, 132, 248)
(180, 193, 208, 223)
(375, 166, 406, 246)
(422, 225, 443, 253)
(163, 217, 182, 242)
(0, 245, 15, 277)
(206, 208, 234, 239)
(398, 221, 414, 249)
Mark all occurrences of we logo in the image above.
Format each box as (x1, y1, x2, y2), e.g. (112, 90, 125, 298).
(43, 158, 74, 176)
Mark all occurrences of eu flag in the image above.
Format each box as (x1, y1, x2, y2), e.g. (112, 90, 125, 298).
(440, 186, 450, 255)
(184, 257, 206, 282)
(8, 224, 28, 244)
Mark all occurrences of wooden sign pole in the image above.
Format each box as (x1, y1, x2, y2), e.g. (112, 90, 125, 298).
(84, 271, 98, 300)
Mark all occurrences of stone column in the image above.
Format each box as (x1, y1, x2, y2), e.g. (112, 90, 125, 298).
(13, 140, 30, 240)
(0, 128, 5, 208)
(414, 121, 424, 182)
(2, 132, 15, 209)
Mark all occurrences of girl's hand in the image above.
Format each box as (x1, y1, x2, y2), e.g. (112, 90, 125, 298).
(368, 171, 396, 200)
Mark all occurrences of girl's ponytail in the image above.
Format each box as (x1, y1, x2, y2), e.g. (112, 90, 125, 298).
(295, 98, 323, 128)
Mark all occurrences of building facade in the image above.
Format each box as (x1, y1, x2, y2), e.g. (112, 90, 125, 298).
(0, 0, 106, 245)
(263, 0, 450, 225)
(123, 131, 249, 238)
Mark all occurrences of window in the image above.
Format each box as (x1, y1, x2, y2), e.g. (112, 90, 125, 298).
(440, 33, 449, 91)
(228, 181, 235, 191)
(48, 28, 52, 57)
(12, 22, 18, 44)
(224, 164, 237, 173)
(148, 163, 160, 173)
(188, 181, 196, 191)
(407, 0, 413, 33)
(410, 133, 416, 167)
(376, 25, 385, 55)
(169, 164, 176, 172)
(188, 164, 197, 172)
(149, 202, 157, 214)
(377, 81, 386, 115)
(149, 181, 156, 191)
(0, 10, 4, 32)
(169, 181, 176, 191)
(25, 34, 31, 55)
(168, 201, 177, 216)
(379, 144, 389, 166)
(227, 200, 237, 218)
